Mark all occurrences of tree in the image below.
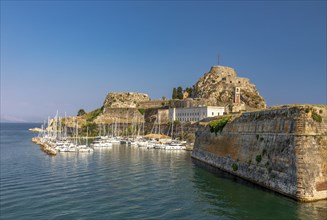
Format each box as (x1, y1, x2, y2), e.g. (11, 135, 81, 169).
(176, 86, 183, 99)
(172, 88, 177, 99)
(77, 109, 86, 116)
(184, 87, 193, 96)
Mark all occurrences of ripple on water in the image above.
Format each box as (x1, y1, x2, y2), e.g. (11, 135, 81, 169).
(1, 124, 327, 220)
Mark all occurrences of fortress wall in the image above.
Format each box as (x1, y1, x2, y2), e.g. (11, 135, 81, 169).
(139, 100, 167, 109)
(192, 105, 327, 201)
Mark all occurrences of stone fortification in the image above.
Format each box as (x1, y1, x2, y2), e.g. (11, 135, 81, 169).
(192, 66, 266, 111)
(95, 108, 144, 124)
(103, 92, 149, 110)
(139, 100, 168, 109)
(192, 105, 327, 202)
(144, 108, 169, 124)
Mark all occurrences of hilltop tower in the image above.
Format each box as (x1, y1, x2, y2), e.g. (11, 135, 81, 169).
(234, 87, 241, 104)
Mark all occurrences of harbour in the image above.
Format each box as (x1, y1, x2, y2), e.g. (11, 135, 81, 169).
(1, 123, 326, 219)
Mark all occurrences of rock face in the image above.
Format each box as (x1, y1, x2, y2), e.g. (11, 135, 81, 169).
(192, 105, 327, 202)
(103, 92, 150, 110)
(192, 66, 266, 111)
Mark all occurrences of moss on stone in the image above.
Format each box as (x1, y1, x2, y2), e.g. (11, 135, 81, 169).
(232, 163, 238, 171)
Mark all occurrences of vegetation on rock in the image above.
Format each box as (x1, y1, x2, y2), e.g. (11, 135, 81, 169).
(77, 109, 86, 116)
(232, 163, 238, 171)
(138, 108, 145, 115)
(306, 107, 323, 123)
(208, 116, 231, 135)
(84, 106, 104, 122)
(312, 111, 322, 123)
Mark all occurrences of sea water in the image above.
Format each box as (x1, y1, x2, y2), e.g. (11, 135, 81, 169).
(1, 123, 326, 219)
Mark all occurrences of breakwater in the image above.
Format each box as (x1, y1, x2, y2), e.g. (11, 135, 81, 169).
(192, 105, 327, 202)
(32, 137, 57, 155)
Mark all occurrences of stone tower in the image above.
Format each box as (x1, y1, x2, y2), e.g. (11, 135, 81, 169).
(234, 87, 241, 104)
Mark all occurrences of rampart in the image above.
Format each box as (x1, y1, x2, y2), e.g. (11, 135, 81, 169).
(192, 105, 327, 202)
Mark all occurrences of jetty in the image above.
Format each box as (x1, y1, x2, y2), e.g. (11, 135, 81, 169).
(32, 137, 57, 156)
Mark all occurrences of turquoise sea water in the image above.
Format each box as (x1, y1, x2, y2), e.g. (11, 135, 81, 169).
(1, 123, 326, 220)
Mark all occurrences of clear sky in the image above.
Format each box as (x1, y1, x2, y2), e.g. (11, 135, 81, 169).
(1, 1, 326, 122)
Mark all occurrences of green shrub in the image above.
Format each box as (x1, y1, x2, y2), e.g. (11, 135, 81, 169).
(138, 108, 145, 115)
(256, 155, 262, 163)
(77, 109, 86, 116)
(312, 111, 322, 123)
(85, 106, 104, 122)
(208, 117, 231, 135)
(232, 163, 238, 171)
(173, 120, 181, 125)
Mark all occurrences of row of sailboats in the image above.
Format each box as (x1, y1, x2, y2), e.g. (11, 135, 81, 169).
(35, 112, 94, 153)
(33, 112, 188, 155)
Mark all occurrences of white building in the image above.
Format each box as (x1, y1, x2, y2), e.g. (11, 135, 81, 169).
(169, 106, 225, 122)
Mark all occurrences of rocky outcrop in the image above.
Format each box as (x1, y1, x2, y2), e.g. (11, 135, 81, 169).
(192, 105, 327, 202)
(192, 66, 266, 110)
(103, 92, 149, 110)
(95, 108, 144, 124)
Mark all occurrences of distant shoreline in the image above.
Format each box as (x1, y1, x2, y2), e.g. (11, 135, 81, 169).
(0, 122, 42, 124)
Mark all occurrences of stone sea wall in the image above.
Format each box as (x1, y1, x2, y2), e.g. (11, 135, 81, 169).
(192, 105, 327, 202)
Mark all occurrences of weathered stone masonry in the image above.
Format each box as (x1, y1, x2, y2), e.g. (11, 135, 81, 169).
(192, 105, 327, 202)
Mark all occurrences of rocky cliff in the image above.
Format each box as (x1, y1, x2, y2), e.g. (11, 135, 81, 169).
(192, 66, 266, 111)
(192, 105, 327, 202)
(103, 92, 149, 110)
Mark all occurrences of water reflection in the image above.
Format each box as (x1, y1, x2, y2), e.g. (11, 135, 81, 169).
(192, 158, 327, 220)
(297, 200, 327, 220)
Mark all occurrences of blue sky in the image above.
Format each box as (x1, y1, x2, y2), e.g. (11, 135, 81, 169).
(1, 1, 326, 122)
